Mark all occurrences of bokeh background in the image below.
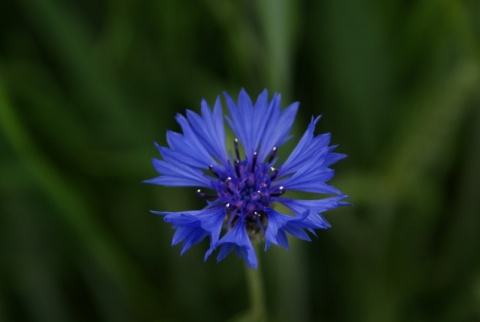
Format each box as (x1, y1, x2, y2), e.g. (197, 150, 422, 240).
(1, 1, 480, 321)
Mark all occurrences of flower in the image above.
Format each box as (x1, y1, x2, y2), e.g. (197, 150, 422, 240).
(146, 89, 348, 269)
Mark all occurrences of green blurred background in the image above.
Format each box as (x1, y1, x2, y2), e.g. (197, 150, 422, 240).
(1, 1, 480, 321)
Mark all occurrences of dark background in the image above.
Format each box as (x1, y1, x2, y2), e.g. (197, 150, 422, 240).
(1, 1, 480, 321)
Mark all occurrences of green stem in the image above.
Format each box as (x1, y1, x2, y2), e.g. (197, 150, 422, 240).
(245, 254, 267, 322)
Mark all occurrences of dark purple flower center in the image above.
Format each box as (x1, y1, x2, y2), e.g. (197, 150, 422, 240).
(197, 139, 286, 240)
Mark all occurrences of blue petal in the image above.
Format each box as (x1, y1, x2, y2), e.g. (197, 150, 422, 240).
(158, 144, 207, 169)
(278, 167, 342, 194)
(323, 152, 348, 167)
(264, 210, 289, 249)
(278, 196, 349, 215)
(275, 196, 348, 231)
(224, 89, 254, 155)
(144, 158, 212, 187)
(216, 243, 235, 262)
(185, 97, 229, 164)
(216, 220, 258, 269)
(257, 98, 299, 162)
(302, 212, 331, 230)
(280, 117, 332, 176)
(224, 89, 299, 163)
(250, 90, 271, 155)
(168, 224, 205, 255)
(174, 114, 218, 166)
(265, 210, 312, 251)
(172, 226, 196, 245)
(153, 207, 226, 257)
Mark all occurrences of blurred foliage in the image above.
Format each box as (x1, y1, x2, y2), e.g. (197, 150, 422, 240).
(1, 0, 480, 321)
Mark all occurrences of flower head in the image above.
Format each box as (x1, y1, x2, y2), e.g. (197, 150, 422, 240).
(146, 89, 348, 269)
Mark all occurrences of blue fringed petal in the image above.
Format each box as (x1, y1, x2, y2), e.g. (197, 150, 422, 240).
(225, 89, 299, 163)
(279, 196, 350, 215)
(265, 210, 313, 251)
(278, 167, 341, 194)
(144, 158, 212, 187)
(216, 220, 258, 269)
(185, 97, 229, 164)
(257, 99, 299, 162)
(153, 207, 226, 258)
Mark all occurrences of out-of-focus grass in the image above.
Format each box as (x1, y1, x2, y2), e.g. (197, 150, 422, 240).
(1, 1, 479, 322)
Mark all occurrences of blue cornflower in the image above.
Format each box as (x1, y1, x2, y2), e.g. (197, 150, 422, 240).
(146, 89, 348, 269)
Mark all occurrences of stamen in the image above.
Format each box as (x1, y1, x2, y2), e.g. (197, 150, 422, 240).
(196, 189, 217, 198)
(257, 190, 264, 199)
(251, 152, 258, 172)
(234, 159, 241, 178)
(268, 147, 277, 164)
(270, 167, 279, 181)
(271, 186, 286, 197)
(208, 165, 219, 178)
(225, 177, 234, 194)
(234, 138, 241, 160)
(254, 212, 266, 234)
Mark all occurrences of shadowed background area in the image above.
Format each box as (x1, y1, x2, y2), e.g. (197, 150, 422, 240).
(1, 1, 480, 322)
